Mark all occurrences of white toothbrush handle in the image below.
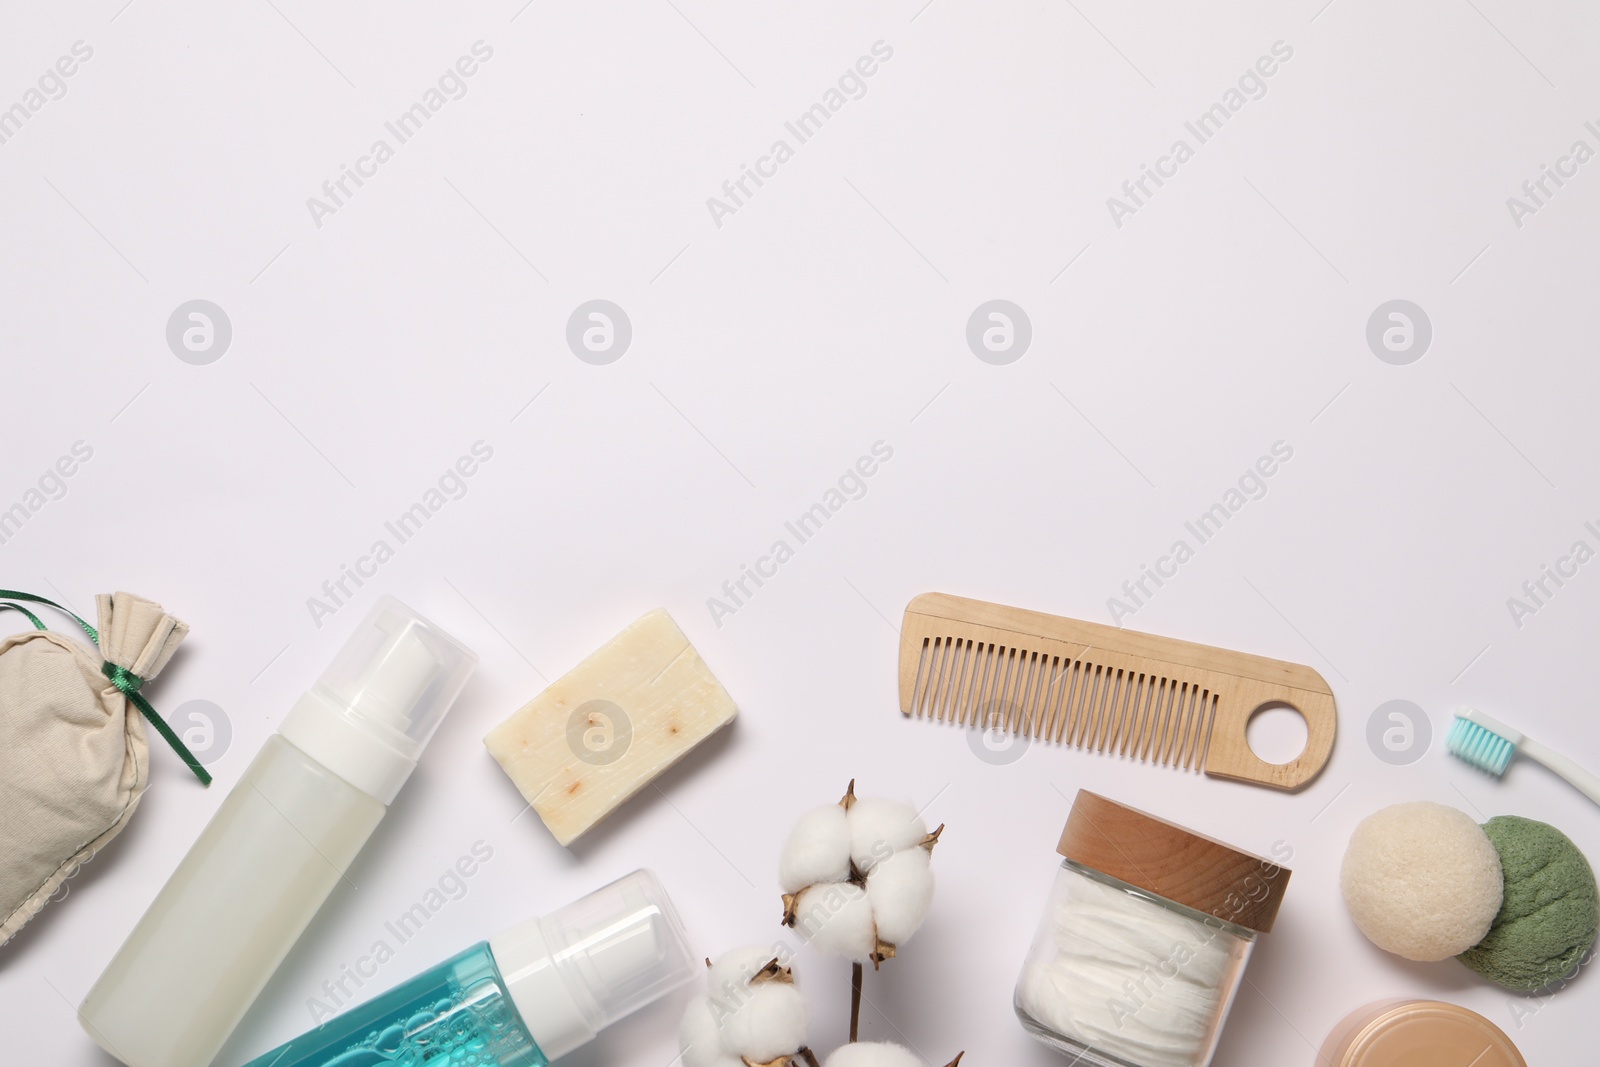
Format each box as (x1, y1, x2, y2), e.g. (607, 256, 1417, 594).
(1520, 736, 1600, 807)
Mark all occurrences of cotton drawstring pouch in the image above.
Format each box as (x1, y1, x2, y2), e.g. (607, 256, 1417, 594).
(0, 590, 209, 947)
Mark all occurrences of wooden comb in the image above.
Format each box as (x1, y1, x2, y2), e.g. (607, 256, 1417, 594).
(899, 593, 1336, 791)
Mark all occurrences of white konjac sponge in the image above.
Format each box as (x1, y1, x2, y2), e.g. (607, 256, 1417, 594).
(823, 1042, 929, 1067)
(1341, 801, 1505, 961)
(682, 947, 809, 1067)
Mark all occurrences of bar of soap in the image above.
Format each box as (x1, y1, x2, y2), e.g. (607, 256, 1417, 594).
(484, 609, 737, 846)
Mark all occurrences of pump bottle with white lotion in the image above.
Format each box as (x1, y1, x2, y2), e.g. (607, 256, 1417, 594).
(79, 596, 478, 1067)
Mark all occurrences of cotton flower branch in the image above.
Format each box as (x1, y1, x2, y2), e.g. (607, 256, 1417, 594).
(778, 781, 943, 1042)
(684, 784, 963, 1067)
(780, 781, 941, 966)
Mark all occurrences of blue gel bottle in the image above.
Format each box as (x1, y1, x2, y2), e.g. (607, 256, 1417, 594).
(243, 870, 697, 1067)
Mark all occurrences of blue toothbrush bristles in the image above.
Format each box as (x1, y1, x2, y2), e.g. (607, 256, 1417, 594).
(1448, 717, 1516, 777)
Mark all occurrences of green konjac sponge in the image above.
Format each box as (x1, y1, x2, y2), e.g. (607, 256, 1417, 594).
(1458, 815, 1599, 992)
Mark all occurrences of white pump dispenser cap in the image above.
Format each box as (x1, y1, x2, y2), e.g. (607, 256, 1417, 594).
(489, 870, 698, 1061)
(280, 596, 477, 803)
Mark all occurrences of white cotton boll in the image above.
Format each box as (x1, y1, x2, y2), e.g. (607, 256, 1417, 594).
(866, 846, 934, 945)
(680, 997, 739, 1067)
(792, 881, 878, 960)
(823, 1041, 928, 1067)
(848, 797, 927, 873)
(723, 981, 808, 1063)
(707, 945, 782, 1006)
(780, 803, 853, 892)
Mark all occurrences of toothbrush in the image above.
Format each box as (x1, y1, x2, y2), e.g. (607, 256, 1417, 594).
(1449, 706, 1600, 807)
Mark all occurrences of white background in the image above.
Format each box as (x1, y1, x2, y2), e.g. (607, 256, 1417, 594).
(3, 0, 1599, 1064)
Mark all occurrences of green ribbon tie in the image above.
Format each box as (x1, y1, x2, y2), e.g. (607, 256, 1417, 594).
(1, 589, 212, 786)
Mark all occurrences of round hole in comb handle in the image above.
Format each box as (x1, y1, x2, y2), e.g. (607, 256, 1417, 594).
(1203, 685, 1337, 792)
(1245, 702, 1310, 765)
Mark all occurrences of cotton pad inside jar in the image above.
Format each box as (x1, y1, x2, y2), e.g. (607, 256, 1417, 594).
(1014, 790, 1291, 1067)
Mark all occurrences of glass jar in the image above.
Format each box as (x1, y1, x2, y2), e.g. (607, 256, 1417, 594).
(1013, 791, 1290, 1067)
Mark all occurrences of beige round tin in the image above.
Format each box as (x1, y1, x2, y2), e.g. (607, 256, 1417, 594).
(1319, 999, 1525, 1067)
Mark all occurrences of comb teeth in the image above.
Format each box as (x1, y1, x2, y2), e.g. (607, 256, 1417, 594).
(909, 635, 1220, 771)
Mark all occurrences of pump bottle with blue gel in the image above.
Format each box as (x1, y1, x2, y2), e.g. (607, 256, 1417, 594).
(80, 597, 478, 1067)
(241, 869, 698, 1067)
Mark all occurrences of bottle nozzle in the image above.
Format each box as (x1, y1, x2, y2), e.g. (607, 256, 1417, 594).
(280, 596, 477, 802)
(490, 870, 698, 1061)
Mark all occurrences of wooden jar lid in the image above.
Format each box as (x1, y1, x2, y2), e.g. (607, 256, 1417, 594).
(1056, 790, 1292, 933)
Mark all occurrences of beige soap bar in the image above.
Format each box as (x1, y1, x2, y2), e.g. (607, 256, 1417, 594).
(485, 609, 737, 846)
